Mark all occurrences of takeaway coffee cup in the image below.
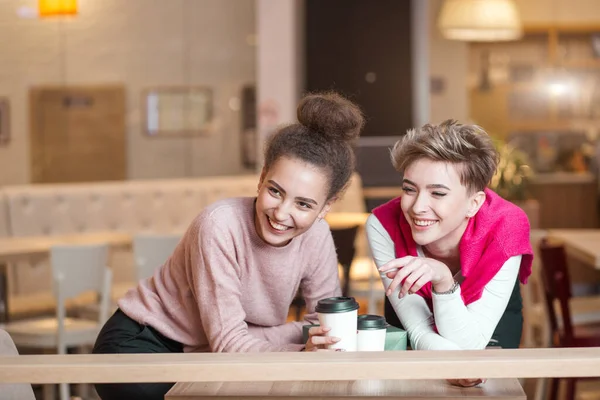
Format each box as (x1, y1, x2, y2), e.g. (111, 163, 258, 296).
(356, 314, 387, 351)
(315, 296, 360, 351)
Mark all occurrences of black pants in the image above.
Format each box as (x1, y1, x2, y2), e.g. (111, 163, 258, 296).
(92, 309, 183, 400)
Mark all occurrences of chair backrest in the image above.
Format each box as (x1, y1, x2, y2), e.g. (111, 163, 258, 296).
(331, 225, 360, 297)
(0, 329, 36, 400)
(538, 238, 575, 345)
(51, 243, 109, 299)
(51, 243, 113, 343)
(331, 226, 359, 268)
(133, 233, 181, 281)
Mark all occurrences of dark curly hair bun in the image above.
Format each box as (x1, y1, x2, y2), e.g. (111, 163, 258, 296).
(297, 92, 364, 143)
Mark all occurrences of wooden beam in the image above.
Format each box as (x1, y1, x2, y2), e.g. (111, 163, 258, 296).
(362, 187, 403, 199)
(523, 23, 600, 34)
(1, 348, 600, 384)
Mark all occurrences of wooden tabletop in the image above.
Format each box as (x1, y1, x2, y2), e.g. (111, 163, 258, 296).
(1, 348, 600, 384)
(547, 229, 600, 269)
(166, 379, 525, 400)
(0, 232, 132, 263)
(325, 212, 370, 229)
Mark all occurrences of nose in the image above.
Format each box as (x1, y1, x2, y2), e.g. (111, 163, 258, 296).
(273, 202, 291, 221)
(411, 192, 429, 214)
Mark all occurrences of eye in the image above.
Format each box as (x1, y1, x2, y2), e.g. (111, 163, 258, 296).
(297, 201, 313, 209)
(268, 187, 281, 197)
(432, 192, 447, 197)
(401, 186, 415, 194)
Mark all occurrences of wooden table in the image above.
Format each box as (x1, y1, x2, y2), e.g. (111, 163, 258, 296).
(2, 348, 600, 384)
(546, 229, 600, 269)
(0, 232, 132, 323)
(165, 379, 526, 400)
(0, 232, 132, 263)
(325, 212, 370, 229)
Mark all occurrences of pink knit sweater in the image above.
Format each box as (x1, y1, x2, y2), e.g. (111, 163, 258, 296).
(118, 197, 341, 353)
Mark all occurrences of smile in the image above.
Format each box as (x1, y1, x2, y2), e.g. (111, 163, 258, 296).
(413, 218, 438, 227)
(267, 216, 291, 232)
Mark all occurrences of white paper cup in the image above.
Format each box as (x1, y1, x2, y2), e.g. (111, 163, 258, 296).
(315, 296, 360, 351)
(356, 314, 387, 352)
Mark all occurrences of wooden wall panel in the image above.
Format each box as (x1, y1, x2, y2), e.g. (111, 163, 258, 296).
(29, 85, 126, 183)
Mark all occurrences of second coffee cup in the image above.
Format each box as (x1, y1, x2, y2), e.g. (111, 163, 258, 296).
(315, 296, 360, 351)
(357, 314, 387, 351)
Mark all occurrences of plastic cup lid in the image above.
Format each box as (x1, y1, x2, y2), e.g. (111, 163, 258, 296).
(357, 314, 387, 330)
(315, 296, 360, 313)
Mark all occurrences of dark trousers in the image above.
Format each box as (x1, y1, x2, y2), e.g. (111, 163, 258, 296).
(92, 309, 183, 400)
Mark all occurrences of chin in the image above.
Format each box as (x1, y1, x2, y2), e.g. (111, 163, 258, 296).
(411, 230, 438, 247)
(260, 223, 294, 247)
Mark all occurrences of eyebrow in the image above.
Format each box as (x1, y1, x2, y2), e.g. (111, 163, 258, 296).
(268, 180, 319, 205)
(402, 179, 451, 191)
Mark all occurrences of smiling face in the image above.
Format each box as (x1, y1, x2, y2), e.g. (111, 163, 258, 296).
(254, 156, 332, 247)
(400, 158, 485, 255)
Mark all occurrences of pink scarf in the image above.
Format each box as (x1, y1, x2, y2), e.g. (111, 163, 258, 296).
(372, 189, 533, 305)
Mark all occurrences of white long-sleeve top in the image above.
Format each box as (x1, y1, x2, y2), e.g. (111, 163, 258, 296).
(366, 214, 522, 350)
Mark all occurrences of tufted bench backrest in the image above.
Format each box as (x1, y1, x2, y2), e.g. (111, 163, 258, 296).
(2, 176, 259, 237)
(2, 174, 365, 237)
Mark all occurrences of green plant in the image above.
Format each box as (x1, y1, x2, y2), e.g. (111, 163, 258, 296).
(489, 140, 534, 202)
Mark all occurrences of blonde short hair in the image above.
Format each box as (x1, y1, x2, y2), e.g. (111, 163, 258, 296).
(391, 119, 499, 193)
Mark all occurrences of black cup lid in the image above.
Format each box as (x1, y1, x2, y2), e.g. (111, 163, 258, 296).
(357, 314, 387, 330)
(315, 296, 359, 313)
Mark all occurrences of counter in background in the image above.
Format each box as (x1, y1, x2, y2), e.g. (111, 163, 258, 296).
(530, 172, 598, 229)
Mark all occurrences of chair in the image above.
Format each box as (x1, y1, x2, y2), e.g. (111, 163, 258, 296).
(330, 225, 360, 297)
(538, 239, 600, 400)
(0, 329, 35, 400)
(523, 231, 600, 350)
(289, 226, 360, 321)
(4, 243, 112, 400)
(133, 233, 181, 281)
(77, 233, 180, 322)
(524, 231, 600, 400)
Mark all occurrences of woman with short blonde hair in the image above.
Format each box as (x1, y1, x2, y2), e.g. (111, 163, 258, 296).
(367, 119, 532, 386)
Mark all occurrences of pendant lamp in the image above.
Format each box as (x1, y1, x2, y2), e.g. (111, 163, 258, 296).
(39, 0, 78, 17)
(438, 0, 522, 42)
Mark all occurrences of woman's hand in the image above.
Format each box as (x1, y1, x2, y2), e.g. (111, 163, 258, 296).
(304, 326, 341, 352)
(378, 256, 454, 298)
(447, 378, 487, 387)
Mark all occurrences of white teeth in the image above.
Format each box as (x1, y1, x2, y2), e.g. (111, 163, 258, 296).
(268, 217, 290, 231)
(413, 219, 437, 227)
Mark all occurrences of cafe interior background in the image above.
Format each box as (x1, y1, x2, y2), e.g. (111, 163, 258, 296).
(2, 0, 600, 399)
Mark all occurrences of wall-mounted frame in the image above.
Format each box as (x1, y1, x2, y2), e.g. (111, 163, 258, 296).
(143, 86, 213, 137)
(0, 97, 9, 146)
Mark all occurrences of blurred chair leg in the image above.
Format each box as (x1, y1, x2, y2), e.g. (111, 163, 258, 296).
(342, 264, 351, 297)
(367, 269, 377, 315)
(549, 378, 559, 400)
(534, 378, 547, 400)
(59, 382, 69, 400)
(43, 384, 56, 400)
(565, 378, 576, 400)
(77, 345, 91, 399)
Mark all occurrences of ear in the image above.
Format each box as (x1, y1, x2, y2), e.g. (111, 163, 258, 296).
(257, 167, 267, 191)
(318, 197, 336, 220)
(467, 190, 486, 217)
